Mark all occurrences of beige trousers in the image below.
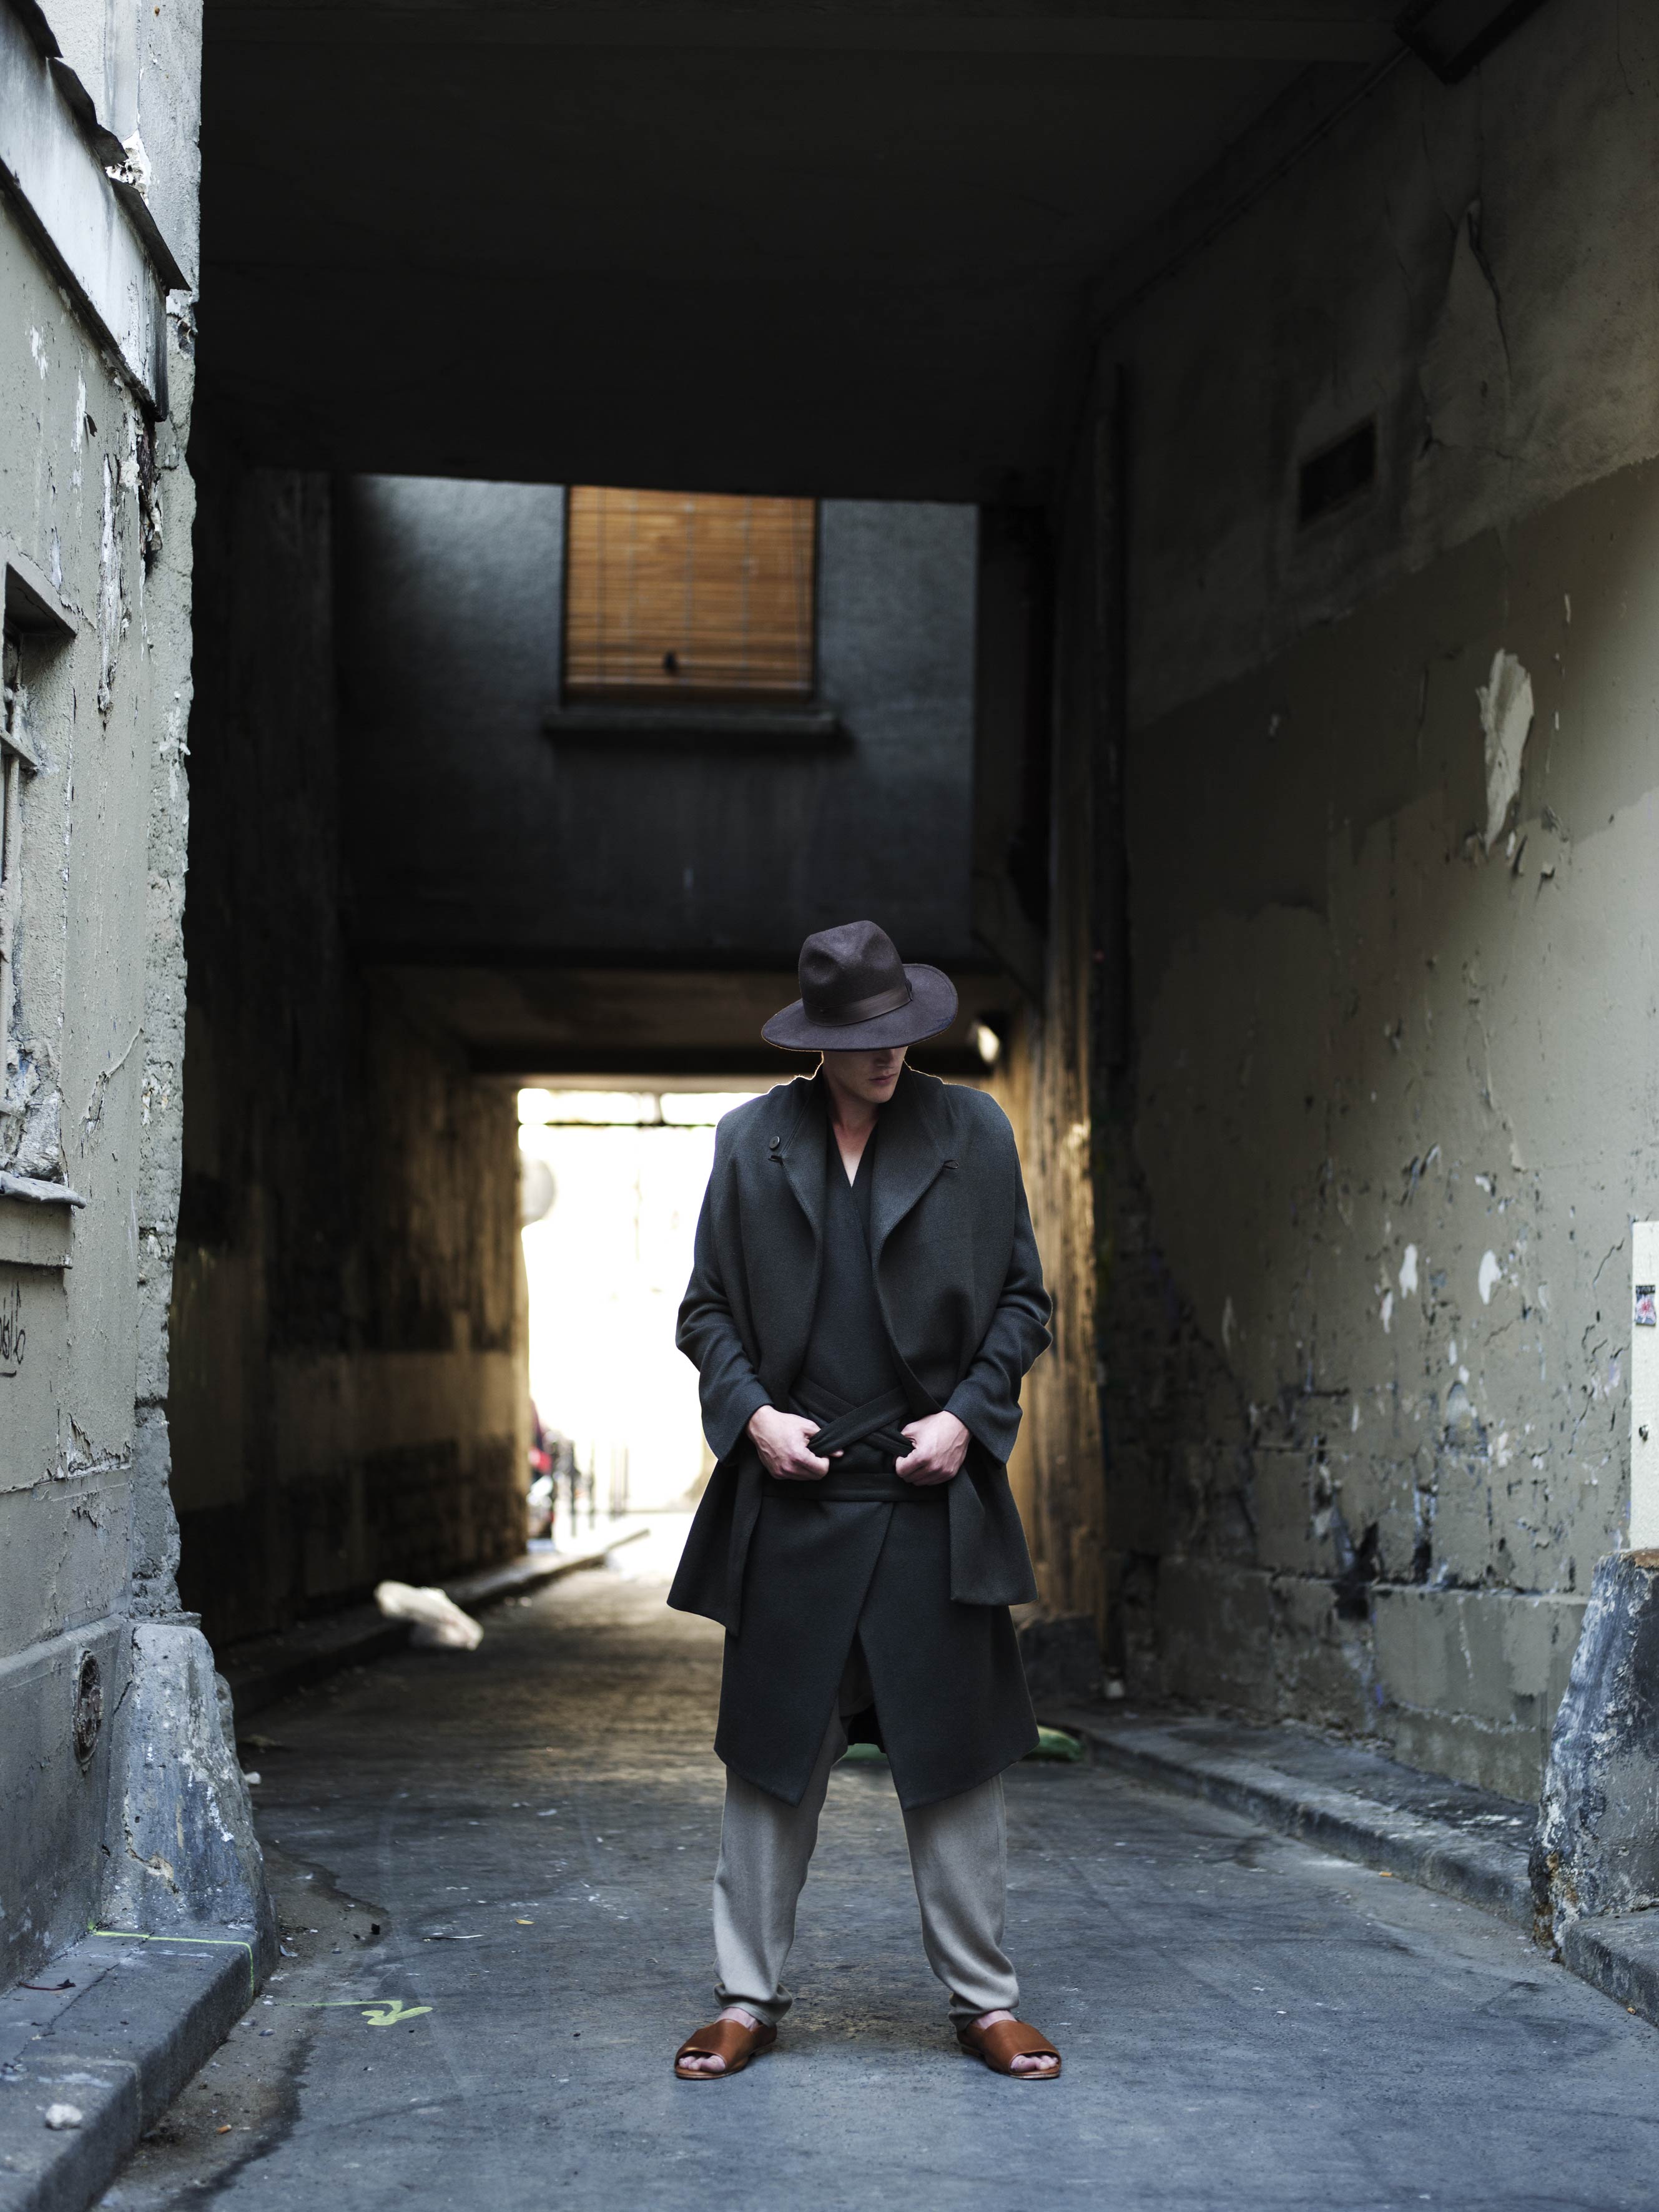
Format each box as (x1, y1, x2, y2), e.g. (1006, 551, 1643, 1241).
(711, 1653, 1020, 2029)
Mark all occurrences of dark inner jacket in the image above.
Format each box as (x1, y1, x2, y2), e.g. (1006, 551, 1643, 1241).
(669, 1066, 1052, 1633)
(777, 1118, 915, 1493)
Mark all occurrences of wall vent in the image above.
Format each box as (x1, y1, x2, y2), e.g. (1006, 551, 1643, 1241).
(1297, 420, 1376, 527)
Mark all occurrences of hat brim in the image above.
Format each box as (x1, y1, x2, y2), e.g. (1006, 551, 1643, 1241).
(761, 964, 959, 1053)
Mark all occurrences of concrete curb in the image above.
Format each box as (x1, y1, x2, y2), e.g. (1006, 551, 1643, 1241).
(0, 1927, 257, 2212)
(443, 1531, 648, 1610)
(1058, 1706, 1659, 2030)
(1560, 1910, 1659, 2027)
(219, 1527, 650, 1719)
(1055, 1709, 1536, 1930)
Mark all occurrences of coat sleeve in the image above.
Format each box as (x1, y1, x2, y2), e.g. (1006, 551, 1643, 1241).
(943, 1142, 1053, 1464)
(676, 1135, 772, 1462)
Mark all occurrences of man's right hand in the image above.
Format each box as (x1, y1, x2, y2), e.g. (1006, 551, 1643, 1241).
(747, 1405, 835, 1482)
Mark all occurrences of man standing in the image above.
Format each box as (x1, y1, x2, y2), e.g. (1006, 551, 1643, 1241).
(669, 920, 1061, 2082)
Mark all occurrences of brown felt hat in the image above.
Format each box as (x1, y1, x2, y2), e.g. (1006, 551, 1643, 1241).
(761, 920, 958, 1053)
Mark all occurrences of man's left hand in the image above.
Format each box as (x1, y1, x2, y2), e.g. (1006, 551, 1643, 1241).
(895, 1410, 970, 1487)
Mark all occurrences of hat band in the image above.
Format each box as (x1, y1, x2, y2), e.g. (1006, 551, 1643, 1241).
(803, 977, 913, 1028)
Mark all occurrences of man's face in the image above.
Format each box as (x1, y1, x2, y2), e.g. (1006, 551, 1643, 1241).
(822, 1046, 907, 1106)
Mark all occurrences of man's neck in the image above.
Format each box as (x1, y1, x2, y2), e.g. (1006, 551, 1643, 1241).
(820, 1067, 885, 1182)
(821, 1070, 881, 1141)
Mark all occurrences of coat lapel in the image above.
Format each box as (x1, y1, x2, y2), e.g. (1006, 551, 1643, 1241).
(760, 1074, 827, 1406)
(774, 1073, 827, 1249)
(869, 1066, 949, 1263)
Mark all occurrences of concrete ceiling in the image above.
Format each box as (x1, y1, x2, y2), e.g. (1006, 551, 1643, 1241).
(199, 1, 1415, 503)
(380, 964, 1012, 1078)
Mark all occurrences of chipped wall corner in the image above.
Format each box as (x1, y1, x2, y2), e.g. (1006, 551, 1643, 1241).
(98, 1620, 277, 1967)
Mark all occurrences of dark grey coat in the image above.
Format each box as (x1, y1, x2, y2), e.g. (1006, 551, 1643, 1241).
(669, 1066, 1051, 1634)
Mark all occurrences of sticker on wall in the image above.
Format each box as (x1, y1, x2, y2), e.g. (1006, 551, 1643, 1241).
(1636, 1284, 1657, 1329)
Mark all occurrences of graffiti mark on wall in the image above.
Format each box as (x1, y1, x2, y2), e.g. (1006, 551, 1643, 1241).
(0, 1278, 23, 1376)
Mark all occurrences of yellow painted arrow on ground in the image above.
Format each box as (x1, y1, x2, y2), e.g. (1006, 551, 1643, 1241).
(269, 1997, 433, 2026)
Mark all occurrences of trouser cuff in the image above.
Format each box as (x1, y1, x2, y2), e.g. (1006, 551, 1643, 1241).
(714, 1984, 791, 2028)
(948, 1985, 1020, 2027)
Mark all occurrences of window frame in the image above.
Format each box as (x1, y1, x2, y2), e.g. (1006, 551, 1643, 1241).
(1, 614, 41, 1084)
(558, 488, 824, 712)
(0, 553, 84, 1218)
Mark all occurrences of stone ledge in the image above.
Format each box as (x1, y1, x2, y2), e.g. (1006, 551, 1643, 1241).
(0, 1927, 255, 2212)
(542, 703, 846, 750)
(1053, 1705, 1535, 1928)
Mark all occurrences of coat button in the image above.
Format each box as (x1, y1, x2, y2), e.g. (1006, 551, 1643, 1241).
(769, 1136, 780, 1151)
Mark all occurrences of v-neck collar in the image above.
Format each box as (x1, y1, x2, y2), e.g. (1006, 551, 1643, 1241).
(774, 1068, 950, 1264)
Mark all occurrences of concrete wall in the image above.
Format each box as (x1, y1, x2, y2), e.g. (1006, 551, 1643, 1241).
(985, 448, 1117, 1646)
(333, 480, 979, 968)
(1066, 0, 1656, 1797)
(169, 448, 529, 1648)
(0, 0, 217, 1985)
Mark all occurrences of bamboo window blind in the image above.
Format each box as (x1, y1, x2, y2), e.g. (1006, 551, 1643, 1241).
(563, 488, 817, 701)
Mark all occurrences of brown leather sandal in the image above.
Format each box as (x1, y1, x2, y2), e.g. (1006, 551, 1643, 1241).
(673, 2015, 777, 2080)
(957, 2017, 1062, 2079)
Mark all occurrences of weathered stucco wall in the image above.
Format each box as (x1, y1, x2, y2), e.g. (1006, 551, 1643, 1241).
(169, 446, 528, 1648)
(1081, 0, 1658, 1796)
(0, 0, 206, 1983)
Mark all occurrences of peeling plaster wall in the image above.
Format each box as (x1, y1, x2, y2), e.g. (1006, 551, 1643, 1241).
(168, 444, 529, 1648)
(1084, 0, 1659, 1798)
(0, 0, 199, 1984)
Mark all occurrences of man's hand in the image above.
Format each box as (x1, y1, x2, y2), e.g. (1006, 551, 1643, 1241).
(895, 1410, 970, 1487)
(747, 1405, 834, 1482)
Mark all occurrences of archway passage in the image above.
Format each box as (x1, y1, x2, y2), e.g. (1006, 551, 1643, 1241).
(16, 0, 1659, 2195)
(170, 0, 1608, 1849)
(516, 1086, 766, 1540)
(167, 468, 1010, 1646)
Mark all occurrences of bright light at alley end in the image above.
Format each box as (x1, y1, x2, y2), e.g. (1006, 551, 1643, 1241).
(971, 1021, 1002, 1068)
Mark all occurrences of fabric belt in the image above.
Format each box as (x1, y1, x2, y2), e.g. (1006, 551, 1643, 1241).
(758, 1380, 943, 1505)
(790, 1380, 912, 1462)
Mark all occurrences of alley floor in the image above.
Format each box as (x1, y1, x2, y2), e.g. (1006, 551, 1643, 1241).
(100, 1529, 1655, 2212)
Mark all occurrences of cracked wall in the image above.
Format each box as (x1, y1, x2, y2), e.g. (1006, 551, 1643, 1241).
(1086, 0, 1659, 1797)
(166, 440, 529, 1648)
(0, 0, 200, 1985)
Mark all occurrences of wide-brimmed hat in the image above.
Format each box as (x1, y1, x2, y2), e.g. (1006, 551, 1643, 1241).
(761, 920, 958, 1053)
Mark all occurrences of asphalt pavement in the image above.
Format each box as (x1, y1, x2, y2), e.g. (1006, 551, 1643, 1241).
(97, 1520, 1658, 2212)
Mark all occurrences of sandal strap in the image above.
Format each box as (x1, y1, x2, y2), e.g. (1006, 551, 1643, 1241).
(962, 2018, 1060, 2071)
(675, 2017, 771, 2064)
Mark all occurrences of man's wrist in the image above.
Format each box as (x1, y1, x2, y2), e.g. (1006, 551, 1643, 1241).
(941, 1387, 990, 1451)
